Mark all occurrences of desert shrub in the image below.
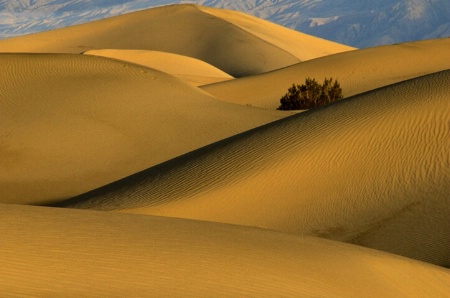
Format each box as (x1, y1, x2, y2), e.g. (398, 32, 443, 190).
(278, 78, 343, 110)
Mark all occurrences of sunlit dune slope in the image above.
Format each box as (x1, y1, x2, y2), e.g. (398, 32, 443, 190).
(0, 4, 354, 77)
(57, 71, 450, 267)
(1, 204, 449, 297)
(0, 53, 287, 205)
(196, 5, 355, 61)
(202, 38, 450, 109)
(84, 49, 233, 86)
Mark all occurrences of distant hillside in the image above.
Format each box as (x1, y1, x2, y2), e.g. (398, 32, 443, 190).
(1, 0, 449, 47)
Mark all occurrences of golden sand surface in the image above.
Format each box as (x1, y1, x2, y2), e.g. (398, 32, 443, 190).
(0, 4, 448, 297)
(202, 38, 450, 109)
(54, 71, 450, 268)
(84, 49, 233, 86)
(0, 4, 353, 77)
(1, 204, 449, 297)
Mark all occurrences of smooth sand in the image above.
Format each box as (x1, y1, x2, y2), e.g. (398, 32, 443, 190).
(0, 4, 354, 77)
(1, 204, 449, 297)
(56, 71, 450, 267)
(0, 53, 287, 205)
(202, 38, 450, 109)
(84, 49, 233, 86)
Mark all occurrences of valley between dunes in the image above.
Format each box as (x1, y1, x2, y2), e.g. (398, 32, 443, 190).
(1, 4, 449, 297)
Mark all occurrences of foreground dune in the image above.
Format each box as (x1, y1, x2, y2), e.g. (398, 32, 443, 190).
(55, 71, 450, 267)
(0, 4, 354, 77)
(0, 53, 287, 205)
(1, 204, 449, 297)
(202, 38, 450, 109)
(84, 49, 233, 86)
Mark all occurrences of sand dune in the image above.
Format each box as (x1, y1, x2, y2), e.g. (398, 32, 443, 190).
(55, 71, 450, 267)
(84, 49, 233, 86)
(1, 3, 448, 296)
(0, 4, 354, 77)
(0, 53, 288, 205)
(202, 38, 450, 109)
(1, 203, 449, 297)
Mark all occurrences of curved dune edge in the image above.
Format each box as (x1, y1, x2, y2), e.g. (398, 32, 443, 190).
(198, 5, 355, 61)
(84, 49, 234, 86)
(0, 53, 288, 205)
(57, 71, 450, 267)
(0, 4, 353, 77)
(201, 38, 450, 109)
(1, 204, 449, 297)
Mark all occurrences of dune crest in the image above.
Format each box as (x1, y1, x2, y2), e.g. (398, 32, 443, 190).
(55, 71, 450, 267)
(0, 53, 287, 205)
(198, 5, 355, 60)
(1, 204, 449, 297)
(84, 49, 233, 86)
(0, 4, 354, 76)
(202, 38, 450, 109)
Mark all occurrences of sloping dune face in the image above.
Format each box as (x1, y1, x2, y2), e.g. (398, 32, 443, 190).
(202, 38, 450, 109)
(84, 49, 233, 86)
(1, 204, 449, 297)
(0, 53, 286, 205)
(58, 71, 450, 267)
(0, 4, 354, 77)
(196, 5, 355, 61)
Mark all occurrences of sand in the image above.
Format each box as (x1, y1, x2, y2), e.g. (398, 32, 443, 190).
(0, 53, 287, 205)
(1, 3, 449, 296)
(1, 203, 449, 297)
(0, 4, 354, 77)
(202, 37, 450, 109)
(84, 49, 233, 86)
(55, 71, 450, 267)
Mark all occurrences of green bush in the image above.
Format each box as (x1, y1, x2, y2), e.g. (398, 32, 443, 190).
(278, 78, 343, 110)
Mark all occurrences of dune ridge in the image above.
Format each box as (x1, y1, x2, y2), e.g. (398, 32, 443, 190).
(0, 53, 287, 205)
(54, 71, 450, 266)
(201, 37, 450, 109)
(1, 203, 449, 297)
(0, 4, 354, 77)
(84, 49, 233, 86)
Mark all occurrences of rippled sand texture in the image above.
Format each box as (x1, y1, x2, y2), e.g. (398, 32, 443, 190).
(0, 54, 285, 204)
(55, 71, 450, 267)
(0, 3, 449, 297)
(1, 204, 449, 297)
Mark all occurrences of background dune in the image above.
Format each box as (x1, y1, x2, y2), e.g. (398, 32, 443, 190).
(0, 53, 287, 205)
(1, 204, 449, 297)
(202, 38, 450, 109)
(55, 71, 450, 267)
(0, 4, 354, 77)
(84, 49, 233, 86)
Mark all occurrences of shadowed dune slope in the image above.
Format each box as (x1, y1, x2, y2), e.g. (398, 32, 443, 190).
(0, 4, 354, 77)
(56, 71, 450, 267)
(84, 49, 233, 86)
(0, 53, 287, 205)
(202, 38, 450, 109)
(1, 204, 449, 297)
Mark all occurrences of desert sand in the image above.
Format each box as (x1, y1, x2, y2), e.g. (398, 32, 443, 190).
(84, 49, 233, 86)
(0, 3, 449, 297)
(1, 204, 449, 297)
(0, 53, 287, 205)
(202, 38, 450, 109)
(53, 70, 450, 267)
(0, 4, 354, 77)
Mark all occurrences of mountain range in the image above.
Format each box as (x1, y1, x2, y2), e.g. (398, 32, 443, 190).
(1, 0, 449, 47)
